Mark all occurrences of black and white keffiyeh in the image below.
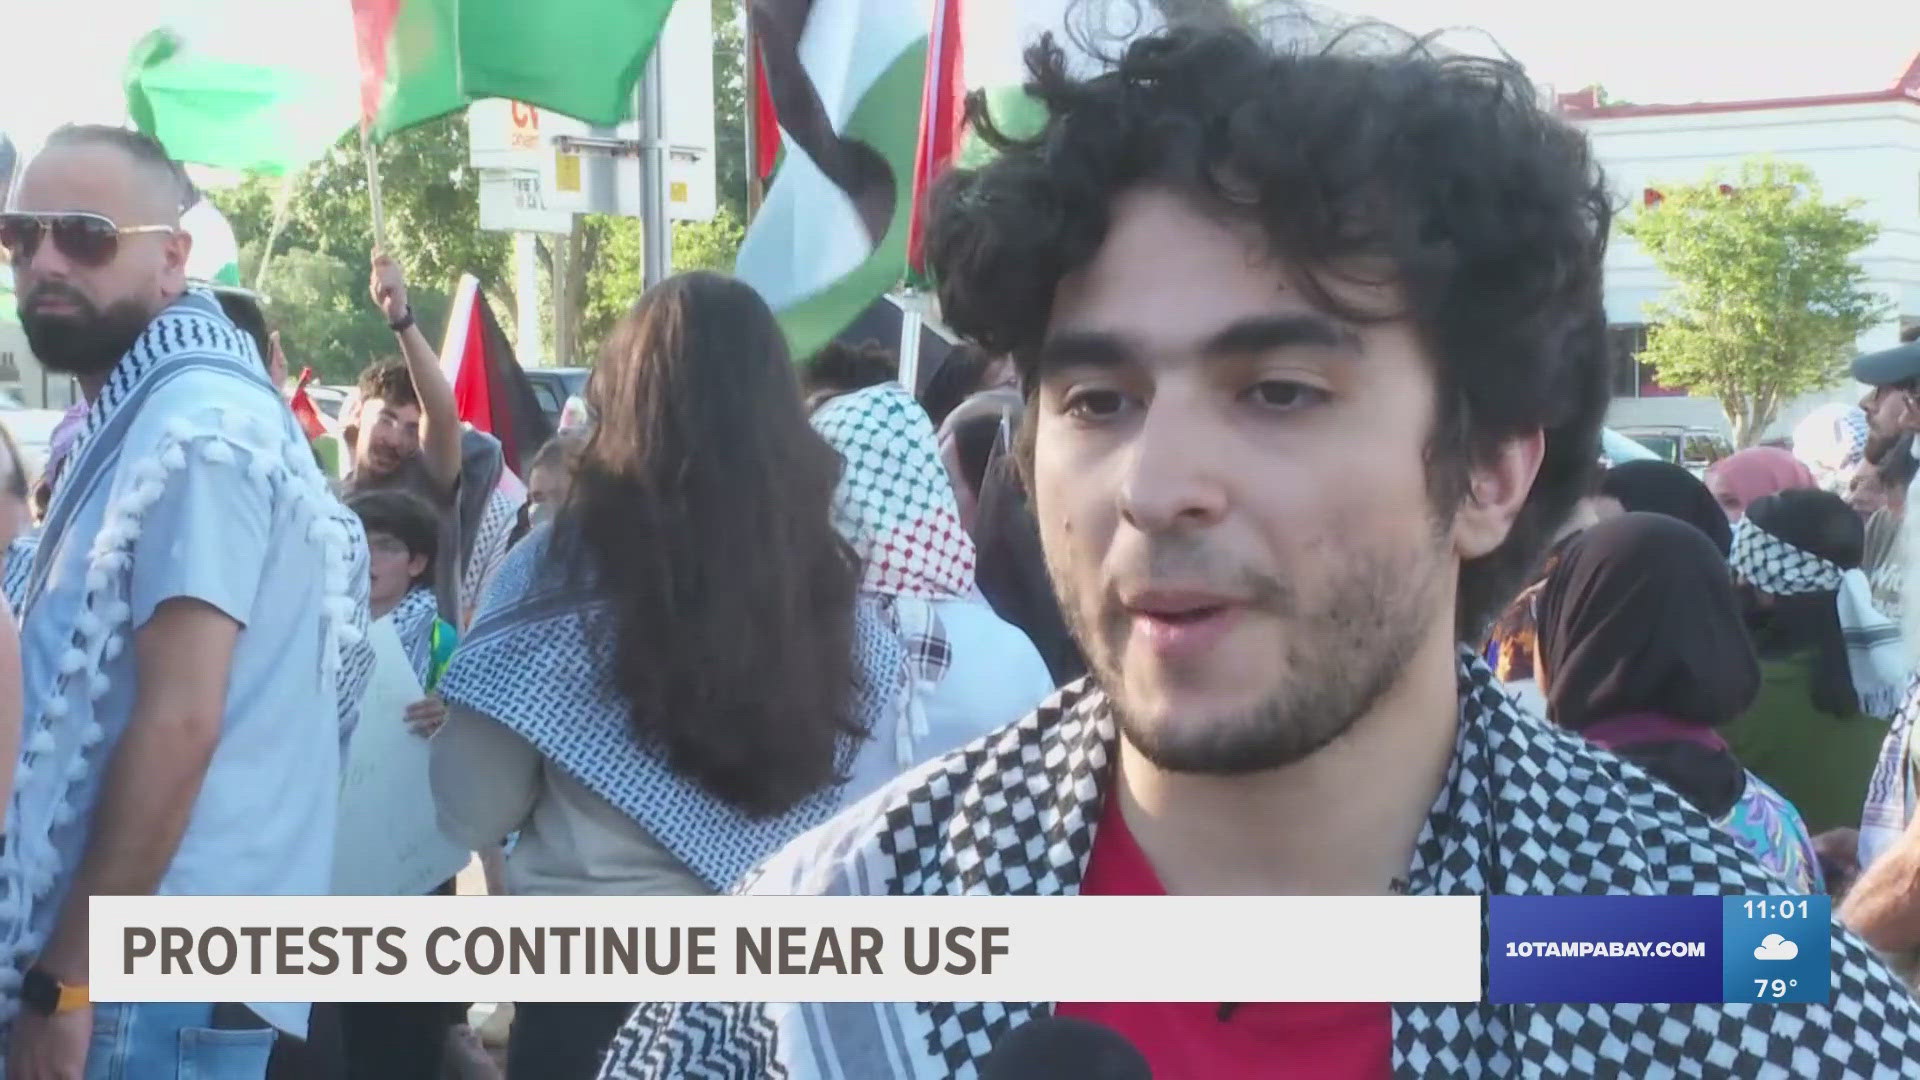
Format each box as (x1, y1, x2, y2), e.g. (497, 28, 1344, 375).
(1731, 516, 1908, 717)
(437, 526, 908, 891)
(600, 653, 1920, 1078)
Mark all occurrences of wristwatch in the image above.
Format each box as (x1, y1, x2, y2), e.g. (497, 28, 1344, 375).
(389, 304, 416, 333)
(21, 967, 87, 1016)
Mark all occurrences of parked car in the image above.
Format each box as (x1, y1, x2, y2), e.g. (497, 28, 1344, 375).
(1615, 425, 1731, 476)
(524, 368, 591, 428)
(0, 396, 74, 479)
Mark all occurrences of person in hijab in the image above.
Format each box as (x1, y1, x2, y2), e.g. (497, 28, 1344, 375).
(429, 273, 878, 1079)
(1594, 459, 1733, 554)
(1481, 480, 1603, 710)
(1535, 513, 1821, 892)
(1705, 446, 1816, 523)
(1794, 402, 1872, 495)
(811, 382, 1055, 798)
(1722, 489, 1904, 835)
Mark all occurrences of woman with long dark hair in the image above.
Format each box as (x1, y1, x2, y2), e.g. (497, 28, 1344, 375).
(428, 273, 884, 1078)
(1535, 513, 1820, 892)
(1723, 489, 1906, 835)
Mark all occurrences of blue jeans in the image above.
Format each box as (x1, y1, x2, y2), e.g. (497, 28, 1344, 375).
(85, 1002, 276, 1080)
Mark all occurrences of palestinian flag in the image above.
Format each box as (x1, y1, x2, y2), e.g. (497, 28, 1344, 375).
(439, 276, 554, 478)
(737, 0, 930, 361)
(351, 0, 677, 138)
(907, 0, 964, 277)
(124, 26, 357, 176)
(289, 368, 331, 442)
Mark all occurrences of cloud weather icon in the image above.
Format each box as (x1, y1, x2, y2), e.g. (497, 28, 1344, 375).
(1754, 934, 1799, 961)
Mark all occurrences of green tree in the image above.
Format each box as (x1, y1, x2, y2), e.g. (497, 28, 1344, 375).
(712, 0, 748, 221)
(212, 115, 513, 338)
(575, 208, 747, 359)
(245, 245, 453, 385)
(1621, 158, 1889, 446)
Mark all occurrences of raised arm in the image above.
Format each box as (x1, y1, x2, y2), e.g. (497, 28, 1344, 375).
(371, 251, 462, 494)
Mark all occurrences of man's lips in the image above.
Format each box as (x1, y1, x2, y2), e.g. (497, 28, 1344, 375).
(1123, 589, 1245, 659)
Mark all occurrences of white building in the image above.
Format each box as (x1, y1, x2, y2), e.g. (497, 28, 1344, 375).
(1562, 56, 1920, 438)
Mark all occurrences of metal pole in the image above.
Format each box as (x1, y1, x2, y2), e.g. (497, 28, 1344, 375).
(898, 292, 924, 397)
(638, 51, 671, 290)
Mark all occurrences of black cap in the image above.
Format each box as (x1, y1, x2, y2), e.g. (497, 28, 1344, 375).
(1852, 340, 1920, 387)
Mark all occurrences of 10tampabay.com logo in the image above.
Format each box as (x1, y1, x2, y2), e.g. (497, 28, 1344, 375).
(1488, 895, 1830, 1004)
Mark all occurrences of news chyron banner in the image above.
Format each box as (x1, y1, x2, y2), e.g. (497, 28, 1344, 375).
(1488, 895, 1831, 1005)
(90, 895, 1830, 1004)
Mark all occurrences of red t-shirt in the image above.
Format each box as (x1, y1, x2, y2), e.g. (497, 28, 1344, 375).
(1056, 793, 1393, 1080)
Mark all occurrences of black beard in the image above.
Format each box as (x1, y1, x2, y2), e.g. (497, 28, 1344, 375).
(19, 284, 154, 379)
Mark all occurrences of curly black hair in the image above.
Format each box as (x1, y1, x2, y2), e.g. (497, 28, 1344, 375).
(800, 339, 897, 401)
(355, 356, 418, 412)
(924, 5, 1613, 642)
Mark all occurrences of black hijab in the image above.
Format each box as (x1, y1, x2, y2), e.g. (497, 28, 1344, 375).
(1535, 513, 1761, 816)
(1599, 460, 1733, 555)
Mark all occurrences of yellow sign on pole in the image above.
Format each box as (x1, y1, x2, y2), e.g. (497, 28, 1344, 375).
(554, 152, 582, 194)
(670, 181, 688, 204)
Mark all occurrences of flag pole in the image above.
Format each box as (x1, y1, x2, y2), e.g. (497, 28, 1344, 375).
(743, 21, 764, 220)
(253, 168, 301, 291)
(360, 126, 389, 252)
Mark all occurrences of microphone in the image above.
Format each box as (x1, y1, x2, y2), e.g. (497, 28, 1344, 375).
(979, 1016, 1154, 1080)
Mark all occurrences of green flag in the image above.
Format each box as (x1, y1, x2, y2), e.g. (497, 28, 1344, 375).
(351, 0, 463, 139)
(124, 27, 357, 176)
(456, 0, 676, 124)
(352, 0, 676, 139)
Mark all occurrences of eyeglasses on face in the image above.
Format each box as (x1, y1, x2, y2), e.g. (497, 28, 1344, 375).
(0, 211, 178, 269)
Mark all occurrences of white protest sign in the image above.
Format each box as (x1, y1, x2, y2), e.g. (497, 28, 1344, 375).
(331, 618, 471, 896)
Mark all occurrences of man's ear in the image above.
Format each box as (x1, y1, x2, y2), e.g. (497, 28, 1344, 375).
(407, 553, 430, 582)
(1453, 428, 1546, 560)
(161, 231, 193, 293)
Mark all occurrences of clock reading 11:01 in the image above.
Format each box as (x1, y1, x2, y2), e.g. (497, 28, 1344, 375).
(1742, 899, 1813, 920)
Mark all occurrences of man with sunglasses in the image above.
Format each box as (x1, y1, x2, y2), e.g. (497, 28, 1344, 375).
(0, 125, 369, 1079)
(1855, 327, 1920, 468)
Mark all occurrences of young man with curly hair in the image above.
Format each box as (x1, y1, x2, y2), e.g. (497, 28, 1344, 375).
(603, 8, 1920, 1078)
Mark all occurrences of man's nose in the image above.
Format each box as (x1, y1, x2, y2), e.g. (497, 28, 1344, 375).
(1118, 394, 1229, 533)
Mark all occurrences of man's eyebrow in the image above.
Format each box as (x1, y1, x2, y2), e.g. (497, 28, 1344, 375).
(1201, 314, 1359, 358)
(1034, 330, 1134, 375)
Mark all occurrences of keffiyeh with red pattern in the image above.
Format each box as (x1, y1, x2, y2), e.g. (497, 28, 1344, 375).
(813, 383, 976, 767)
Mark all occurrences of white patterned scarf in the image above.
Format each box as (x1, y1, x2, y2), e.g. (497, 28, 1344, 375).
(0, 289, 368, 1018)
(1730, 516, 1909, 718)
(437, 528, 906, 891)
(811, 383, 976, 770)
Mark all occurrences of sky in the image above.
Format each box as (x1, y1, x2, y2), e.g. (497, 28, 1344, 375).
(1, 0, 1914, 160)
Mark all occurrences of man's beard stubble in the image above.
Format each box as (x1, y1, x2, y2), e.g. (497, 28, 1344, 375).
(19, 283, 153, 379)
(1054, 528, 1449, 776)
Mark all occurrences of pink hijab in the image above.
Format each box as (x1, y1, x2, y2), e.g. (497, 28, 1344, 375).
(1705, 446, 1816, 521)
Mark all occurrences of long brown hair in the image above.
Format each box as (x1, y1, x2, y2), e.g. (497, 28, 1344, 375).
(549, 272, 861, 816)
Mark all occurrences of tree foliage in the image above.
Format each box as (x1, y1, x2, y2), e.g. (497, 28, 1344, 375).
(1622, 158, 1889, 446)
(243, 245, 452, 384)
(211, 115, 511, 384)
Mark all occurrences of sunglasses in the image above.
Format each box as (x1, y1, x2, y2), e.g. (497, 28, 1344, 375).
(0, 211, 177, 269)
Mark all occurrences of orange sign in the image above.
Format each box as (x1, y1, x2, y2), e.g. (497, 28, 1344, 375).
(509, 102, 540, 151)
